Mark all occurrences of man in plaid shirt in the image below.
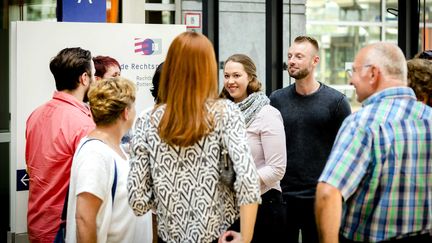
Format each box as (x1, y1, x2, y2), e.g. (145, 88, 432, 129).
(315, 42, 432, 243)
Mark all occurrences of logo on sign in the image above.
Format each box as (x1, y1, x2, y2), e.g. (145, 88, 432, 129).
(135, 38, 162, 55)
(77, 0, 93, 3)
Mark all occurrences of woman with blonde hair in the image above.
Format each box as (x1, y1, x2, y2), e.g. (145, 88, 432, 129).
(221, 54, 286, 242)
(66, 77, 152, 242)
(128, 31, 261, 243)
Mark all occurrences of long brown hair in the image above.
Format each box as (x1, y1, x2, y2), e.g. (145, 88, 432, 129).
(158, 31, 218, 146)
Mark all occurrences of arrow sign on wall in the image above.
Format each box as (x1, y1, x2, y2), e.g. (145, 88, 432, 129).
(17, 169, 30, 191)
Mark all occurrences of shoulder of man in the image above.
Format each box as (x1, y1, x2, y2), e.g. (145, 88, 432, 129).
(269, 85, 292, 100)
(319, 84, 351, 103)
(320, 83, 346, 96)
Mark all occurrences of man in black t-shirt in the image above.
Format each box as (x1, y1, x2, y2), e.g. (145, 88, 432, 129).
(269, 36, 351, 243)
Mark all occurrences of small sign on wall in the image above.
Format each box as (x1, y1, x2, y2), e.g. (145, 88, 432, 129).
(17, 169, 29, 191)
(184, 12, 201, 29)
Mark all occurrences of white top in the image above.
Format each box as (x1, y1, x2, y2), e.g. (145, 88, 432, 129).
(66, 138, 152, 243)
(246, 105, 287, 194)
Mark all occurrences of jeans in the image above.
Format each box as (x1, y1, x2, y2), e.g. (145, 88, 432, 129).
(279, 194, 318, 243)
(251, 189, 286, 243)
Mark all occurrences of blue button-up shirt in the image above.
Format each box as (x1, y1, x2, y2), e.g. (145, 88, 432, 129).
(319, 87, 432, 242)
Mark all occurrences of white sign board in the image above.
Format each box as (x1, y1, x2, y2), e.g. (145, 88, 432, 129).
(10, 21, 185, 234)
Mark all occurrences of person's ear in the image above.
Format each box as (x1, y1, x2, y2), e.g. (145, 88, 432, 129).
(80, 72, 90, 86)
(122, 107, 131, 121)
(312, 55, 320, 65)
(368, 65, 380, 88)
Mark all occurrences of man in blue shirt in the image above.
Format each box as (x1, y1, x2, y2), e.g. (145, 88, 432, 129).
(316, 42, 432, 242)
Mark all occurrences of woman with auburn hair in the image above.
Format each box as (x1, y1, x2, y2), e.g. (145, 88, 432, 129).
(93, 55, 121, 80)
(128, 31, 261, 243)
(221, 54, 286, 242)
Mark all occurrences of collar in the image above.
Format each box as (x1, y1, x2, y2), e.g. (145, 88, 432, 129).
(52, 91, 92, 117)
(362, 87, 417, 107)
(292, 81, 323, 96)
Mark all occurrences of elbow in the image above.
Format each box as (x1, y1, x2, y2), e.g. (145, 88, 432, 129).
(269, 163, 285, 182)
(259, 164, 286, 187)
(128, 194, 152, 216)
(316, 182, 341, 203)
(128, 199, 145, 216)
(75, 212, 91, 233)
(267, 156, 287, 182)
(275, 165, 286, 181)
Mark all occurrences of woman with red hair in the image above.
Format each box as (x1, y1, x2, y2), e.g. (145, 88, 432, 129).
(128, 31, 261, 243)
(93, 55, 121, 80)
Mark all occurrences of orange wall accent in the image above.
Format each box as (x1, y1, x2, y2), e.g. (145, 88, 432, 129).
(107, 0, 119, 23)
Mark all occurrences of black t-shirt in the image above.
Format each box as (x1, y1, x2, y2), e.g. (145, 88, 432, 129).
(269, 82, 351, 198)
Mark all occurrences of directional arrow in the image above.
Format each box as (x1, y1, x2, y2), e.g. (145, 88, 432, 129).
(21, 173, 29, 186)
(77, 0, 93, 4)
(17, 169, 30, 191)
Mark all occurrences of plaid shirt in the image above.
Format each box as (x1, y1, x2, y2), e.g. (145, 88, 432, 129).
(319, 87, 432, 242)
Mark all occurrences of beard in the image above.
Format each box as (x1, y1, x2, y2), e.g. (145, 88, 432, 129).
(289, 68, 310, 80)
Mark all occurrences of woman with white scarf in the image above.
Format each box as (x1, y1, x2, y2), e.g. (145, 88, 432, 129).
(220, 54, 287, 243)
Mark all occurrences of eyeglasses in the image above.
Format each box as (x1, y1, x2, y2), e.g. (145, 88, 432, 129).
(418, 50, 432, 60)
(346, 64, 372, 79)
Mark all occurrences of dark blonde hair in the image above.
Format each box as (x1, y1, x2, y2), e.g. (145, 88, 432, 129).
(294, 36, 319, 52)
(158, 31, 218, 147)
(88, 77, 136, 126)
(220, 54, 262, 101)
(407, 58, 432, 106)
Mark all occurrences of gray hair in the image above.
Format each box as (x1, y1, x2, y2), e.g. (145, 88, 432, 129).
(365, 42, 407, 83)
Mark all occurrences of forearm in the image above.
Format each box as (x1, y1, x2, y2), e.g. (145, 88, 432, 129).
(240, 203, 258, 243)
(76, 192, 102, 243)
(76, 217, 97, 243)
(127, 156, 154, 215)
(315, 182, 342, 243)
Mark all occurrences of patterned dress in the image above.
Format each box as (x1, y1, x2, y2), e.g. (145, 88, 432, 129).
(128, 99, 261, 243)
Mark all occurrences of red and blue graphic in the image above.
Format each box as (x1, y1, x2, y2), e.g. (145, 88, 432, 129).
(135, 38, 162, 55)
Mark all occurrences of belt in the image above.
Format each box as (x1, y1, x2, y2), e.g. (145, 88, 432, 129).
(261, 189, 282, 204)
(382, 230, 431, 242)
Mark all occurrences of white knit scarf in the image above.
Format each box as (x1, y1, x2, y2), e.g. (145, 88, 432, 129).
(237, 91, 270, 128)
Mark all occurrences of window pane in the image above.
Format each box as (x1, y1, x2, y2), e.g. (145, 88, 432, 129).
(420, 0, 432, 50)
(145, 11, 175, 24)
(385, 26, 398, 44)
(23, 0, 56, 21)
(307, 24, 381, 85)
(419, 0, 432, 23)
(307, 0, 381, 22)
(385, 0, 398, 24)
(219, 1, 266, 91)
(146, 0, 175, 3)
